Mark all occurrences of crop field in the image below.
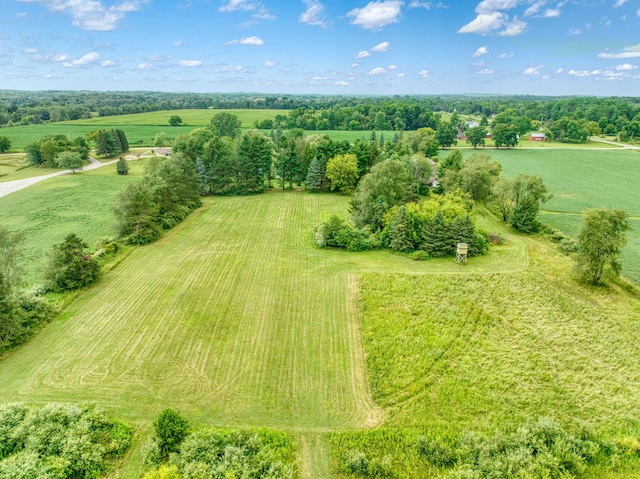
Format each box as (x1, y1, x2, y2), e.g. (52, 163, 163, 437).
(466, 147, 640, 283)
(58, 108, 290, 127)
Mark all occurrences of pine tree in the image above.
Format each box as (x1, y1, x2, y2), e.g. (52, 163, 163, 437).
(388, 206, 415, 252)
(116, 129, 129, 152)
(305, 158, 323, 192)
(111, 129, 123, 155)
(421, 212, 453, 257)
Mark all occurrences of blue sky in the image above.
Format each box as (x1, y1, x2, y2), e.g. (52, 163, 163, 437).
(1, 0, 639, 95)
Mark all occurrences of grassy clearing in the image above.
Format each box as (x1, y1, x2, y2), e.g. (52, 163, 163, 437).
(476, 148, 640, 282)
(331, 239, 640, 478)
(0, 153, 28, 178)
(0, 159, 148, 284)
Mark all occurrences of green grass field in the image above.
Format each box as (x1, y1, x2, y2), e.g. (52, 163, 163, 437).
(0, 159, 148, 283)
(58, 108, 290, 127)
(474, 148, 640, 282)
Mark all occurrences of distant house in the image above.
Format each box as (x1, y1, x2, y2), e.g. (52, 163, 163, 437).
(465, 120, 480, 129)
(529, 132, 546, 142)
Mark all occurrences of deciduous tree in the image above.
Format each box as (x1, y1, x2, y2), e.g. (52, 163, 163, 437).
(326, 153, 358, 193)
(43, 233, 101, 292)
(576, 208, 630, 285)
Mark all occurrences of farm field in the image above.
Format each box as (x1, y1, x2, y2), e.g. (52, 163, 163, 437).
(465, 147, 640, 283)
(58, 108, 290, 127)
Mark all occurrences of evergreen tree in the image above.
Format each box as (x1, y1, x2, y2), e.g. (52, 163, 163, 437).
(43, 234, 101, 292)
(195, 158, 209, 195)
(388, 205, 415, 252)
(111, 129, 123, 154)
(116, 157, 129, 175)
(421, 212, 453, 257)
(305, 158, 323, 192)
(116, 129, 129, 152)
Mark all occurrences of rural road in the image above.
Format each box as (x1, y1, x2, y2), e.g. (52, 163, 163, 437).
(0, 152, 155, 199)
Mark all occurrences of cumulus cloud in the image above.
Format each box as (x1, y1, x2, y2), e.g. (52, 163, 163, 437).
(178, 60, 202, 67)
(219, 0, 274, 21)
(388, 64, 398, 70)
(372, 41, 391, 52)
(173, 39, 184, 47)
(524, 1, 546, 16)
(347, 0, 403, 31)
(616, 63, 638, 70)
(100, 59, 115, 67)
(335, 80, 350, 85)
(63, 51, 100, 67)
(226, 36, 265, 46)
(368, 67, 387, 75)
(458, 12, 505, 35)
(499, 17, 526, 36)
(264, 60, 277, 67)
(543, 8, 560, 17)
(355, 50, 371, 59)
(613, 0, 627, 7)
(569, 69, 602, 77)
(418, 69, 429, 78)
(598, 44, 640, 59)
(523, 65, 543, 75)
(299, 0, 330, 27)
(136, 62, 155, 71)
(473, 46, 489, 57)
(18, 0, 149, 31)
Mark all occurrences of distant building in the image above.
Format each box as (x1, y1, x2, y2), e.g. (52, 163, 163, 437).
(529, 132, 546, 142)
(465, 120, 480, 129)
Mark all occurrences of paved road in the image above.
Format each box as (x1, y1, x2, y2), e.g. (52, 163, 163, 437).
(0, 153, 151, 200)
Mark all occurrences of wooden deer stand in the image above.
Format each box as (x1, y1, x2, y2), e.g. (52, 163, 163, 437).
(456, 243, 468, 264)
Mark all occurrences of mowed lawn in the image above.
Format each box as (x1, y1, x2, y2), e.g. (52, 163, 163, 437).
(470, 147, 640, 283)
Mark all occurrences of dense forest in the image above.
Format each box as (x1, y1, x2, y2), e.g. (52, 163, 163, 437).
(1, 90, 639, 140)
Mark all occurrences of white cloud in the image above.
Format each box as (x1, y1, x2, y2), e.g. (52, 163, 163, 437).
(475, 0, 518, 15)
(543, 8, 560, 17)
(347, 1, 403, 31)
(178, 60, 202, 67)
(24, 48, 38, 54)
(368, 67, 387, 75)
(220, 65, 247, 73)
(613, 0, 627, 7)
(100, 60, 115, 67)
(63, 51, 100, 67)
(523, 65, 543, 75)
(136, 62, 155, 71)
(388, 64, 398, 70)
(173, 39, 184, 47)
(616, 63, 638, 70)
(568, 69, 602, 77)
(226, 36, 265, 46)
(355, 50, 371, 59)
(219, 0, 258, 12)
(499, 17, 526, 36)
(17, 12, 28, 17)
(397, 72, 406, 77)
(372, 41, 391, 52)
(473, 46, 489, 57)
(555, 67, 564, 73)
(51, 53, 70, 62)
(18, 0, 149, 31)
(637, 8, 640, 17)
(409, 0, 430, 8)
(219, 0, 274, 21)
(598, 44, 640, 59)
(498, 52, 514, 58)
(458, 12, 504, 35)
(240, 36, 264, 45)
(478, 69, 494, 74)
(299, 0, 330, 27)
(264, 60, 277, 67)
(568, 28, 581, 35)
(335, 80, 350, 85)
(418, 69, 429, 78)
(524, 1, 546, 16)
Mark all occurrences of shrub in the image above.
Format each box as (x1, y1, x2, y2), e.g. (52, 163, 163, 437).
(410, 250, 430, 261)
(42, 233, 101, 292)
(416, 434, 459, 468)
(153, 409, 190, 458)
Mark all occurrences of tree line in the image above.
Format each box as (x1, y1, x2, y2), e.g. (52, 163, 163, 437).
(1, 90, 638, 140)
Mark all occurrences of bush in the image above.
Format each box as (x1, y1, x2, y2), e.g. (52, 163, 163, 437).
(154, 409, 190, 458)
(410, 250, 430, 261)
(416, 434, 458, 468)
(314, 216, 374, 252)
(42, 233, 101, 292)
